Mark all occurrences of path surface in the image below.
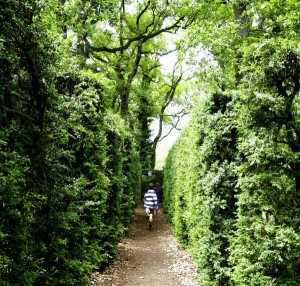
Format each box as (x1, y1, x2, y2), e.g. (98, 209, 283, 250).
(91, 205, 198, 286)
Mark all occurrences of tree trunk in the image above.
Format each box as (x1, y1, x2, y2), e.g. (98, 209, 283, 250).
(233, 2, 250, 85)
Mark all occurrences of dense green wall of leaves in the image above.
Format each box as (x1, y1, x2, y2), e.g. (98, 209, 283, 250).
(0, 1, 141, 285)
(164, 1, 300, 285)
(164, 93, 238, 285)
(164, 81, 300, 285)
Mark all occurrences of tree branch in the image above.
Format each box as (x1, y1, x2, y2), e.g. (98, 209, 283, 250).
(89, 16, 185, 53)
(136, 1, 151, 28)
(151, 62, 184, 149)
(141, 49, 177, 57)
(128, 43, 143, 84)
(158, 111, 188, 142)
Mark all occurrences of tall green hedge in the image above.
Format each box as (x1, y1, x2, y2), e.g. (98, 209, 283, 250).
(0, 1, 141, 285)
(164, 92, 238, 285)
(163, 119, 201, 244)
(228, 43, 300, 286)
(164, 74, 300, 285)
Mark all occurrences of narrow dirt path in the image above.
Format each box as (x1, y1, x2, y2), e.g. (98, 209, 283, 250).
(91, 205, 198, 286)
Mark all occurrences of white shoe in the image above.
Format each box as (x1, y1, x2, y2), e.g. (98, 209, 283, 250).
(149, 214, 153, 222)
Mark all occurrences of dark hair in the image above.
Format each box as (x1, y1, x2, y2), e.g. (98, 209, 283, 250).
(155, 182, 160, 188)
(148, 182, 154, 189)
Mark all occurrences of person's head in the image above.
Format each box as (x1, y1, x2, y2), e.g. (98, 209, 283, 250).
(155, 182, 160, 189)
(148, 182, 154, 189)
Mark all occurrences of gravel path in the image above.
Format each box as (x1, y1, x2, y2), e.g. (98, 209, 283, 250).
(90, 205, 199, 286)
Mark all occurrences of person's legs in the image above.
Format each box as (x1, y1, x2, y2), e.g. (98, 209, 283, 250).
(148, 208, 154, 230)
(149, 212, 153, 222)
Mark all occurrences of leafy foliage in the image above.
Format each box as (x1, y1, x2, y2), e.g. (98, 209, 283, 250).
(2, 0, 300, 285)
(164, 1, 300, 286)
(0, 0, 142, 285)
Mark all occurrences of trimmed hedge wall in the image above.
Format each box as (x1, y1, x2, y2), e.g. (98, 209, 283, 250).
(164, 90, 300, 285)
(0, 70, 142, 285)
(0, 1, 144, 284)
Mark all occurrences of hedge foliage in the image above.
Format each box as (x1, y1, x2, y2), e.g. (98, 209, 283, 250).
(0, 70, 141, 286)
(164, 75, 300, 285)
(164, 1, 300, 285)
(0, 1, 142, 285)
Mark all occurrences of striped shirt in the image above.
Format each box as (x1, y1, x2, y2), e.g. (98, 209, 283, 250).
(143, 189, 158, 209)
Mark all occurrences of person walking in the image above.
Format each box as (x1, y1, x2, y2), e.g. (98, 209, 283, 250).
(143, 183, 158, 230)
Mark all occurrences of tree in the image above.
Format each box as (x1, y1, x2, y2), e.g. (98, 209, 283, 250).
(65, 0, 198, 169)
